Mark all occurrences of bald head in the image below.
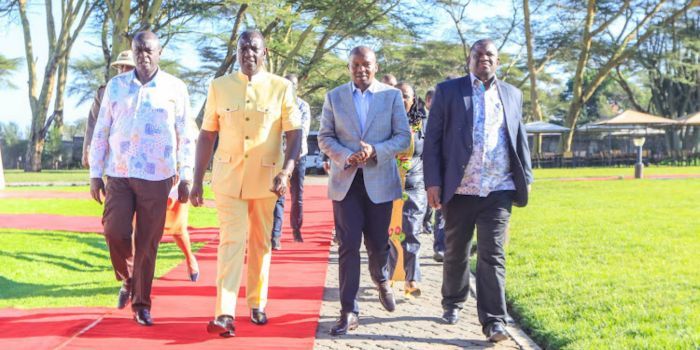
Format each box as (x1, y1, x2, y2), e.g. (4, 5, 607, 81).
(348, 46, 378, 92)
(239, 29, 265, 47)
(382, 74, 397, 86)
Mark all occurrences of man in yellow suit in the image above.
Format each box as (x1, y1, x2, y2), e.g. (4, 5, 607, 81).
(190, 30, 302, 338)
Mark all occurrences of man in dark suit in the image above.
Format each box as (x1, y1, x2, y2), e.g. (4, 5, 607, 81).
(423, 39, 533, 343)
(318, 46, 411, 336)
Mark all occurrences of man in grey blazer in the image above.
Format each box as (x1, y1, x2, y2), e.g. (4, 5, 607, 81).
(318, 46, 411, 336)
(423, 39, 533, 343)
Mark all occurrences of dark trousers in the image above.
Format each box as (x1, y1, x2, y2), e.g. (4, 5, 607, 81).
(103, 176, 173, 311)
(388, 173, 424, 282)
(441, 191, 513, 328)
(272, 156, 306, 238)
(423, 206, 434, 234)
(333, 170, 392, 314)
(433, 209, 446, 253)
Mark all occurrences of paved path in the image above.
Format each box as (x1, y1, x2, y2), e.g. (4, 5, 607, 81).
(314, 233, 538, 350)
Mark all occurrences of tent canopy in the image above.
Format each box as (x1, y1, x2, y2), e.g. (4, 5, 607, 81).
(681, 111, 700, 125)
(525, 121, 570, 134)
(595, 110, 679, 126)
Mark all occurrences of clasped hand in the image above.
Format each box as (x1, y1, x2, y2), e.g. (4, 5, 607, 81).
(348, 141, 374, 167)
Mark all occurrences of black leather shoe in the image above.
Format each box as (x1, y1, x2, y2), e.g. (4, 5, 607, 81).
(376, 281, 396, 312)
(133, 309, 153, 326)
(433, 251, 444, 262)
(250, 308, 268, 325)
(117, 287, 130, 310)
(486, 322, 508, 342)
(442, 307, 459, 325)
(271, 237, 281, 250)
(293, 229, 304, 243)
(330, 312, 359, 336)
(207, 315, 235, 337)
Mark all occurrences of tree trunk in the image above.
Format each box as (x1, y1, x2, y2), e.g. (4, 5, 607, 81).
(562, 0, 596, 152)
(108, 0, 131, 79)
(523, 0, 544, 153)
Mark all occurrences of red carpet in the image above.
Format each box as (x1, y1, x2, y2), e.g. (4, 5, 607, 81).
(0, 185, 333, 349)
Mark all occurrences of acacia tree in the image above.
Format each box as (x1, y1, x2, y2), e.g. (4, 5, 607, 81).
(1, 0, 96, 171)
(560, 0, 698, 152)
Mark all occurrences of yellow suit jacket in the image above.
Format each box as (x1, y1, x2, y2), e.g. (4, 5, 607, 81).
(202, 71, 301, 199)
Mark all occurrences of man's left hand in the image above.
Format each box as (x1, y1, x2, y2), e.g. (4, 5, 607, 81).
(359, 141, 375, 160)
(271, 171, 291, 197)
(178, 181, 191, 203)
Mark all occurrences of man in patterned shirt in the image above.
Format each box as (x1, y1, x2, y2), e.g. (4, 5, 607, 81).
(423, 39, 533, 342)
(89, 31, 196, 326)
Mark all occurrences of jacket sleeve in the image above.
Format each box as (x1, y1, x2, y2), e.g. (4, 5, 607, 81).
(515, 88, 533, 184)
(318, 92, 354, 167)
(423, 83, 445, 188)
(373, 90, 411, 166)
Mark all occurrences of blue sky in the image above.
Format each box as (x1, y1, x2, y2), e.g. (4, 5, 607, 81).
(0, 1, 512, 133)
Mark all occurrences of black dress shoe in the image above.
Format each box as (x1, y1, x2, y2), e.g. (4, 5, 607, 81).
(433, 251, 444, 262)
(271, 237, 282, 250)
(486, 322, 509, 342)
(207, 315, 235, 337)
(293, 229, 304, 242)
(250, 308, 268, 325)
(442, 307, 459, 325)
(376, 281, 396, 312)
(117, 287, 130, 310)
(133, 309, 153, 326)
(330, 312, 359, 336)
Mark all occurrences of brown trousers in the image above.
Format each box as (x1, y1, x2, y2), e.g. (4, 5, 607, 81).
(103, 176, 174, 311)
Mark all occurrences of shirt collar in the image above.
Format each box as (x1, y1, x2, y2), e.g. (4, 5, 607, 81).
(237, 69, 267, 83)
(470, 73, 497, 91)
(131, 68, 162, 86)
(351, 79, 378, 95)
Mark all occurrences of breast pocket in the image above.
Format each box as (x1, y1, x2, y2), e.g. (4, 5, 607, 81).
(218, 105, 240, 126)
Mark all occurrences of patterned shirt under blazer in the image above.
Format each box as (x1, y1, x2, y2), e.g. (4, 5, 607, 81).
(318, 81, 411, 204)
(202, 70, 301, 199)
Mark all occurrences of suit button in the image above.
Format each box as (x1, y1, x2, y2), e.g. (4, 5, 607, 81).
(245, 155, 249, 158)
(246, 118, 250, 121)
(245, 136, 249, 140)
(246, 99, 250, 103)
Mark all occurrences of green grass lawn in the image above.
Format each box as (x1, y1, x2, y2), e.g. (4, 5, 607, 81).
(3, 169, 215, 184)
(507, 178, 700, 349)
(0, 229, 204, 308)
(3, 169, 90, 183)
(533, 166, 700, 179)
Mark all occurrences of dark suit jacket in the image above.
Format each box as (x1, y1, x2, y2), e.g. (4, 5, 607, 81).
(423, 75, 533, 207)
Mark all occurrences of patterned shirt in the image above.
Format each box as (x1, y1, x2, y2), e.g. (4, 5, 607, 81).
(89, 69, 196, 182)
(297, 97, 312, 156)
(455, 74, 515, 196)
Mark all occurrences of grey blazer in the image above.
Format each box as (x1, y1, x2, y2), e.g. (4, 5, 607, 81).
(318, 81, 411, 203)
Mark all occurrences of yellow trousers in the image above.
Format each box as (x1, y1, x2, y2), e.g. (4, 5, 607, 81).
(213, 193, 277, 317)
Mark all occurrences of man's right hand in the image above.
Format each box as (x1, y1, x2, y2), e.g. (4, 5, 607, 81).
(427, 186, 442, 209)
(90, 178, 105, 205)
(189, 182, 204, 207)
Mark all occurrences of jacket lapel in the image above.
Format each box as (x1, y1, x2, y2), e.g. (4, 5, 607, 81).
(459, 76, 474, 149)
(343, 82, 363, 138)
(496, 83, 518, 150)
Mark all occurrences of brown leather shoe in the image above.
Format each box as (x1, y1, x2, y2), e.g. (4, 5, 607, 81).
(330, 312, 359, 336)
(207, 315, 235, 337)
(376, 281, 396, 312)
